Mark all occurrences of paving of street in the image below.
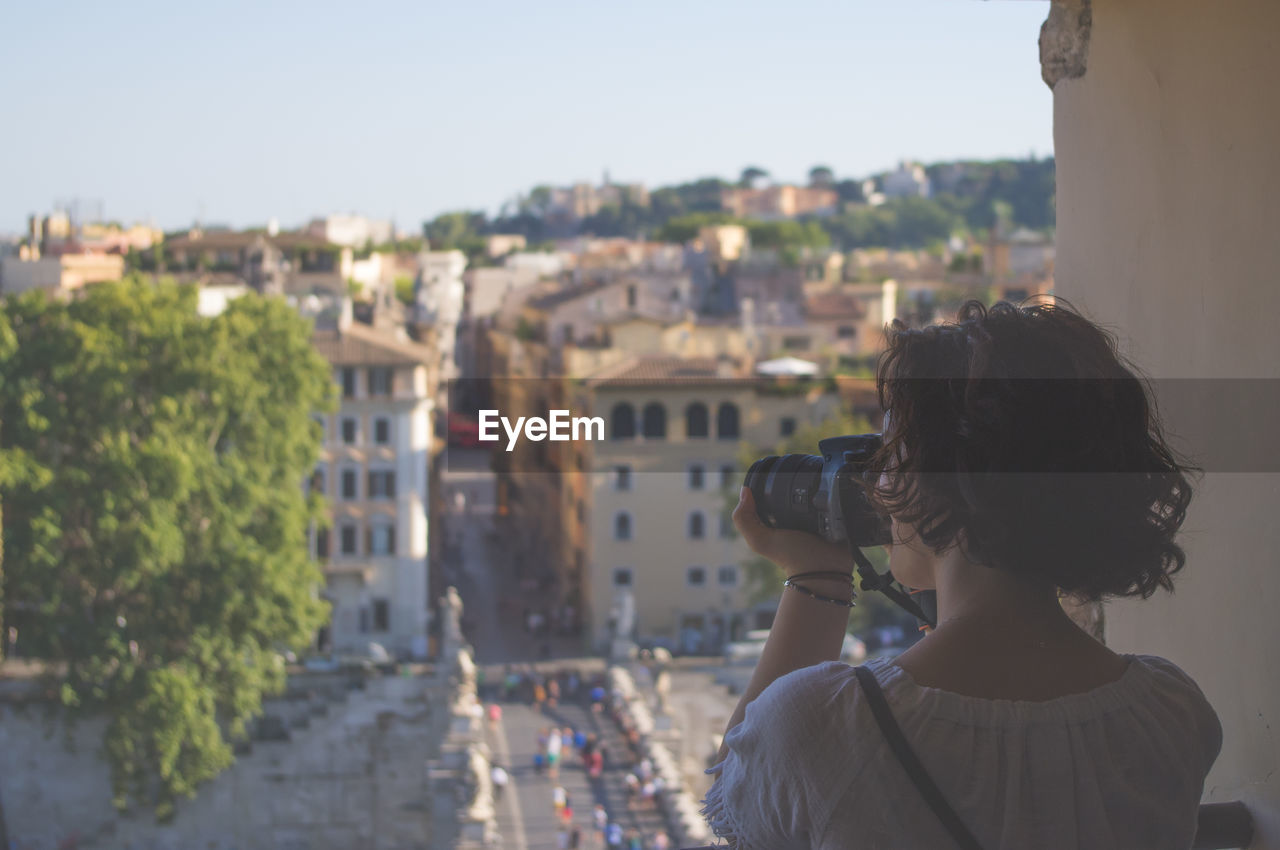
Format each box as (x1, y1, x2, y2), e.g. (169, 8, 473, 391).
(442, 449, 678, 849)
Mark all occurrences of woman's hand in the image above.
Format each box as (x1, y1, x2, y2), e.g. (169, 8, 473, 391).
(733, 487, 855, 578)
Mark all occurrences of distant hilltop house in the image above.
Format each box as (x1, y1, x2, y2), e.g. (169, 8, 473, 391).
(305, 214, 394, 248)
(719, 184, 839, 220)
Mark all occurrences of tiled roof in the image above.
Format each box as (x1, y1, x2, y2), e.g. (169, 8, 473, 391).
(805, 291, 867, 320)
(586, 355, 727, 386)
(312, 321, 434, 365)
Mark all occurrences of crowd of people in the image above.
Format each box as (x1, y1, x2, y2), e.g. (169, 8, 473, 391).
(483, 664, 674, 850)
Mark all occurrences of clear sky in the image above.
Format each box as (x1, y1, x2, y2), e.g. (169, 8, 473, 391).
(0, 0, 1053, 235)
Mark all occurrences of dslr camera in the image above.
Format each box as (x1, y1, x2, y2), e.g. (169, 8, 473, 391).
(743, 433, 893, 547)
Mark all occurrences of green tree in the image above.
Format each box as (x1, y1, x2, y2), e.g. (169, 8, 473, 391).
(808, 165, 836, 189)
(654, 212, 740, 244)
(739, 166, 769, 189)
(393, 273, 416, 306)
(0, 277, 334, 819)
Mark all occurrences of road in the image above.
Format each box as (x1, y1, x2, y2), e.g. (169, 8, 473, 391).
(442, 449, 677, 849)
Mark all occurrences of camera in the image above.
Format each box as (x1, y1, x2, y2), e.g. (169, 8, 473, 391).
(743, 433, 893, 547)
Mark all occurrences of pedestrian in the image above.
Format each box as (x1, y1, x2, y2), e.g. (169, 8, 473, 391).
(547, 727, 562, 778)
(625, 828, 642, 850)
(557, 828, 570, 850)
(562, 802, 574, 827)
(606, 822, 623, 849)
(487, 703, 502, 729)
(547, 678, 561, 707)
(588, 749, 603, 779)
(650, 832, 669, 850)
(490, 764, 509, 802)
(593, 804, 608, 846)
(573, 728, 588, 752)
(640, 779, 656, 811)
(637, 756, 652, 782)
(569, 825, 582, 848)
(534, 751, 545, 775)
(624, 772, 639, 809)
(533, 682, 546, 710)
(552, 784, 567, 816)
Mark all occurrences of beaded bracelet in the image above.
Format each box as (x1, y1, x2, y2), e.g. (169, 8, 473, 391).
(787, 570, 855, 584)
(783, 578, 857, 608)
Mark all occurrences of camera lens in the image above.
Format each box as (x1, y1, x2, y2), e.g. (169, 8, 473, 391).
(743, 453, 825, 537)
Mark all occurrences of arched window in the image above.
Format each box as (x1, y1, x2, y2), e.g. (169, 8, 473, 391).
(611, 402, 636, 440)
(642, 402, 666, 439)
(717, 402, 740, 439)
(615, 512, 633, 541)
(685, 402, 709, 439)
(688, 511, 705, 539)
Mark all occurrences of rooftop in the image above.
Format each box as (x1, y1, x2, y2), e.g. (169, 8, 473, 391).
(312, 320, 434, 366)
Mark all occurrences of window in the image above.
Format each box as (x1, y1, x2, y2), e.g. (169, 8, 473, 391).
(782, 335, 811, 351)
(611, 403, 636, 440)
(641, 402, 666, 439)
(615, 465, 632, 491)
(367, 470, 396, 499)
(342, 417, 358, 445)
(720, 465, 736, 490)
(718, 513, 734, 538)
(374, 417, 391, 445)
(688, 464, 705, 490)
(688, 511, 705, 539)
(342, 469, 358, 500)
(687, 567, 706, 587)
(837, 325, 857, 339)
(315, 527, 330, 559)
(313, 414, 328, 442)
(780, 417, 797, 438)
(685, 402, 709, 439)
(372, 598, 390, 631)
(613, 568, 633, 587)
(718, 565, 738, 586)
(717, 403, 740, 439)
(626, 284, 637, 308)
(340, 523, 358, 555)
(310, 466, 326, 495)
(341, 367, 357, 398)
(614, 512, 632, 541)
(369, 522, 396, 556)
(367, 367, 392, 397)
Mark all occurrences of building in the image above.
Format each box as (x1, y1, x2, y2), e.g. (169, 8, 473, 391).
(161, 229, 348, 296)
(578, 356, 847, 654)
(879, 160, 932, 199)
(719, 185, 838, 220)
(414, 250, 467, 381)
(0, 251, 124, 297)
(306, 215, 394, 248)
(309, 306, 434, 659)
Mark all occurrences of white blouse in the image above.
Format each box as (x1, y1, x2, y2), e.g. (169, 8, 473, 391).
(701, 654, 1222, 849)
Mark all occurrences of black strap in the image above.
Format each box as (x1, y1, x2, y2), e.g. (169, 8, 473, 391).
(854, 666, 985, 850)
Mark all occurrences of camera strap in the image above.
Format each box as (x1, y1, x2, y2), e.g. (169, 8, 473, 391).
(854, 665, 984, 850)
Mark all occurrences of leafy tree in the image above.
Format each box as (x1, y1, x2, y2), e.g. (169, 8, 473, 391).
(393, 273, 416, 306)
(739, 166, 769, 189)
(0, 277, 334, 819)
(808, 165, 836, 189)
(654, 212, 740, 244)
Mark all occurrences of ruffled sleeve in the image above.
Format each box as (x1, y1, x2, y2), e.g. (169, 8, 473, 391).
(700, 661, 863, 849)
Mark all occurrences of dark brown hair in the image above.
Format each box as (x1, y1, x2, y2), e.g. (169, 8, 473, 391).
(867, 299, 1195, 601)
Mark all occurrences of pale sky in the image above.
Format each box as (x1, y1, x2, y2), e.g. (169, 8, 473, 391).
(0, 0, 1054, 234)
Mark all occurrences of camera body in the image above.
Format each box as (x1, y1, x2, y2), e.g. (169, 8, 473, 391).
(743, 433, 893, 547)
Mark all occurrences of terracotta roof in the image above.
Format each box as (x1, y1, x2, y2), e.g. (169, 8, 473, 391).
(526, 280, 614, 311)
(586, 355, 729, 386)
(312, 321, 434, 365)
(805, 291, 867, 320)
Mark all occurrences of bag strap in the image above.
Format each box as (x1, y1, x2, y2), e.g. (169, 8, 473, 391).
(854, 665, 985, 850)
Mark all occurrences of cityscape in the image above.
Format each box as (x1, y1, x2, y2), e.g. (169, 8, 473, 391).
(0, 2, 1274, 850)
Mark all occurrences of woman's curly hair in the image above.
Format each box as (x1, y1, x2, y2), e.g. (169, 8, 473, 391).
(865, 299, 1196, 601)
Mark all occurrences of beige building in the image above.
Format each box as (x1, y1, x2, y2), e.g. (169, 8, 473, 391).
(579, 356, 845, 654)
(0, 252, 124, 296)
(310, 315, 434, 659)
(720, 184, 838, 220)
(1047, 0, 1278, 843)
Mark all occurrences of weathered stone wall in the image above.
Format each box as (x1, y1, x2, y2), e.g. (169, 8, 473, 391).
(0, 672, 454, 850)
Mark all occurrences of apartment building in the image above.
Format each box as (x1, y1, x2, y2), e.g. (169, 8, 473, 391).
(310, 317, 434, 659)
(578, 356, 845, 655)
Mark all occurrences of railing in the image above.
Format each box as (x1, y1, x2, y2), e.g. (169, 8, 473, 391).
(680, 802, 1255, 850)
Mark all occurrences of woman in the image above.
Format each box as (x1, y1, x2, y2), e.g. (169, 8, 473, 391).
(701, 301, 1222, 848)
